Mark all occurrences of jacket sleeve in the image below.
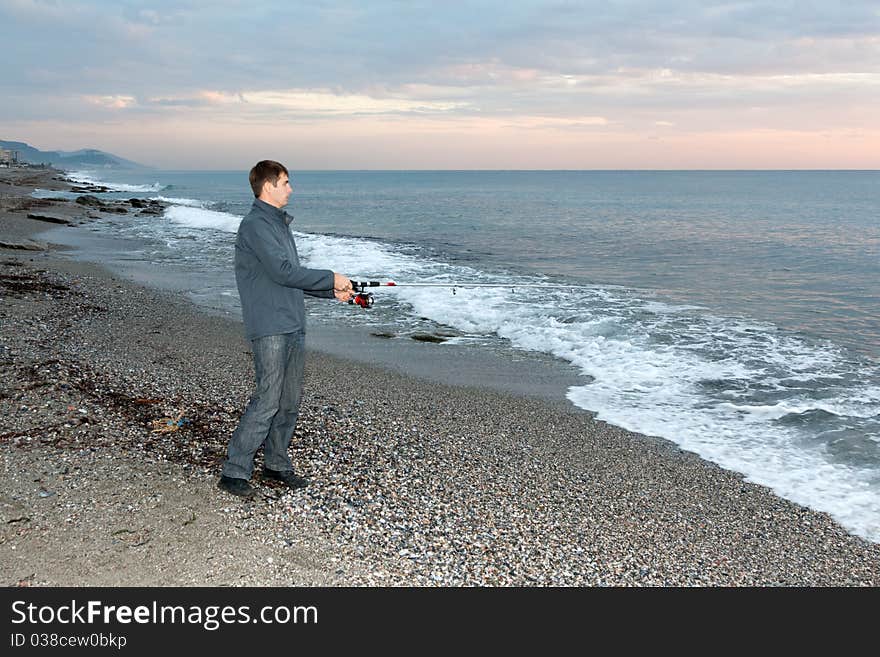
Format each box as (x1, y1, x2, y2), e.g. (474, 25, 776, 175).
(241, 219, 334, 291)
(305, 288, 336, 299)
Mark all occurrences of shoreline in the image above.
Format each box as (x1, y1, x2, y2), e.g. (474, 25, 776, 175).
(34, 214, 591, 408)
(2, 166, 879, 585)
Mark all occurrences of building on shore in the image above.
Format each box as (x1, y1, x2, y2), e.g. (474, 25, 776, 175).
(0, 148, 21, 167)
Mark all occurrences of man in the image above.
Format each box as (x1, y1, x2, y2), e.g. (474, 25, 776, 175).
(218, 160, 353, 498)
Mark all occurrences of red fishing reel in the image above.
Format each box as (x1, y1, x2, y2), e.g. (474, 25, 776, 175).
(350, 291, 374, 308)
(349, 281, 378, 308)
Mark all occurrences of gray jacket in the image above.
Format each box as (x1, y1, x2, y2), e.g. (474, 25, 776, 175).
(235, 198, 335, 340)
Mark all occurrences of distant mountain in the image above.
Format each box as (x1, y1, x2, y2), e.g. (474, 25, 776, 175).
(0, 140, 149, 169)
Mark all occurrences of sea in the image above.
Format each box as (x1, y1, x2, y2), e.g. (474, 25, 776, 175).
(34, 169, 880, 544)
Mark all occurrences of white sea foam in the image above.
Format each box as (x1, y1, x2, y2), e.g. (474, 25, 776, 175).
(164, 205, 242, 233)
(296, 232, 437, 280)
(151, 196, 205, 207)
(553, 318, 880, 541)
(66, 171, 165, 193)
(719, 399, 879, 421)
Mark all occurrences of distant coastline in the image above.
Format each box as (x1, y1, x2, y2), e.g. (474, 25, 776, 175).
(0, 139, 149, 170)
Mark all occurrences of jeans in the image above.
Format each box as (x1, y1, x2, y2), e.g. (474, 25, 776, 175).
(221, 332, 306, 480)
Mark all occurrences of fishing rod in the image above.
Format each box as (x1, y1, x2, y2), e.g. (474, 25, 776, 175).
(347, 280, 577, 308)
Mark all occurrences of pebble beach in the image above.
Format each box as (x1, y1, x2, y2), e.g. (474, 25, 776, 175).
(2, 167, 879, 586)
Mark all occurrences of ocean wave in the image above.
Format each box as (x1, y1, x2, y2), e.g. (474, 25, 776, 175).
(66, 170, 166, 193)
(151, 196, 205, 207)
(718, 401, 842, 420)
(164, 205, 242, 233)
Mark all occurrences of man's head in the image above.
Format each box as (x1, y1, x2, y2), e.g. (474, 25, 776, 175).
(250, 160, 291, 208)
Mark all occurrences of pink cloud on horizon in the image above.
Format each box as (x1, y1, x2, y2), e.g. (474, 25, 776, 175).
(7, 115, 879, 170)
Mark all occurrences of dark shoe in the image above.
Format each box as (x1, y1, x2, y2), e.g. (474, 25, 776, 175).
(217, 475, 255, 498)
(263, 468, 309, 490)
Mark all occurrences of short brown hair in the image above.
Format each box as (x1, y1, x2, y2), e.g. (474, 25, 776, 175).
(249, 160, 289, 198)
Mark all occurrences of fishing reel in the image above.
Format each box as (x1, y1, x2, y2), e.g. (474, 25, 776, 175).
(350, 291, 374, 308)
(348, 281, 379, 309)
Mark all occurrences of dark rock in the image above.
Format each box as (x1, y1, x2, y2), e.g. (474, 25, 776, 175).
(0, 239, 48, 251)
(75, 195, 104, 207)
(410, 333, 447, 343)
(129, 198, 147, 208)
(70, 185, 110, 193)
(138, 208, 164, 215)
(26, 213, 73, 225)
(103, 206, 128, 214)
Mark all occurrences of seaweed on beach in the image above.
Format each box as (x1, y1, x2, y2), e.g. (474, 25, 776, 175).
(0, 267, 104, 306)
(0, 272, 70, 298)
(0, 274, 70, 298)
(4, 354, 232, 467)
(76, 372, 231, 464)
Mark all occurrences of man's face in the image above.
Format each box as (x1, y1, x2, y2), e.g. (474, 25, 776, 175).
(262, 173, 292, 208)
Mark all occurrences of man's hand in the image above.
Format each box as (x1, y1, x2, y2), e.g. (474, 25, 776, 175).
(333, 272, 353, 302)
(335, 288, 354, 302)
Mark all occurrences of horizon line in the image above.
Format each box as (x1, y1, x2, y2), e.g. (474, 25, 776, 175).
(67, 166, 880, 173)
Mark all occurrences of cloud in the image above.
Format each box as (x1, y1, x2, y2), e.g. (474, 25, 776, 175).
(83, 94, 137, 109)
(508, 116, 610, 130)
(240, 89, 468, 116)
(56, 87, 470, 118)
(2, 1, 878, 167)
(5, 1, 879, 95)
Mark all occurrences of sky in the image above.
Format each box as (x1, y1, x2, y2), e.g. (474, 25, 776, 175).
(2, 0, 879, 169)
